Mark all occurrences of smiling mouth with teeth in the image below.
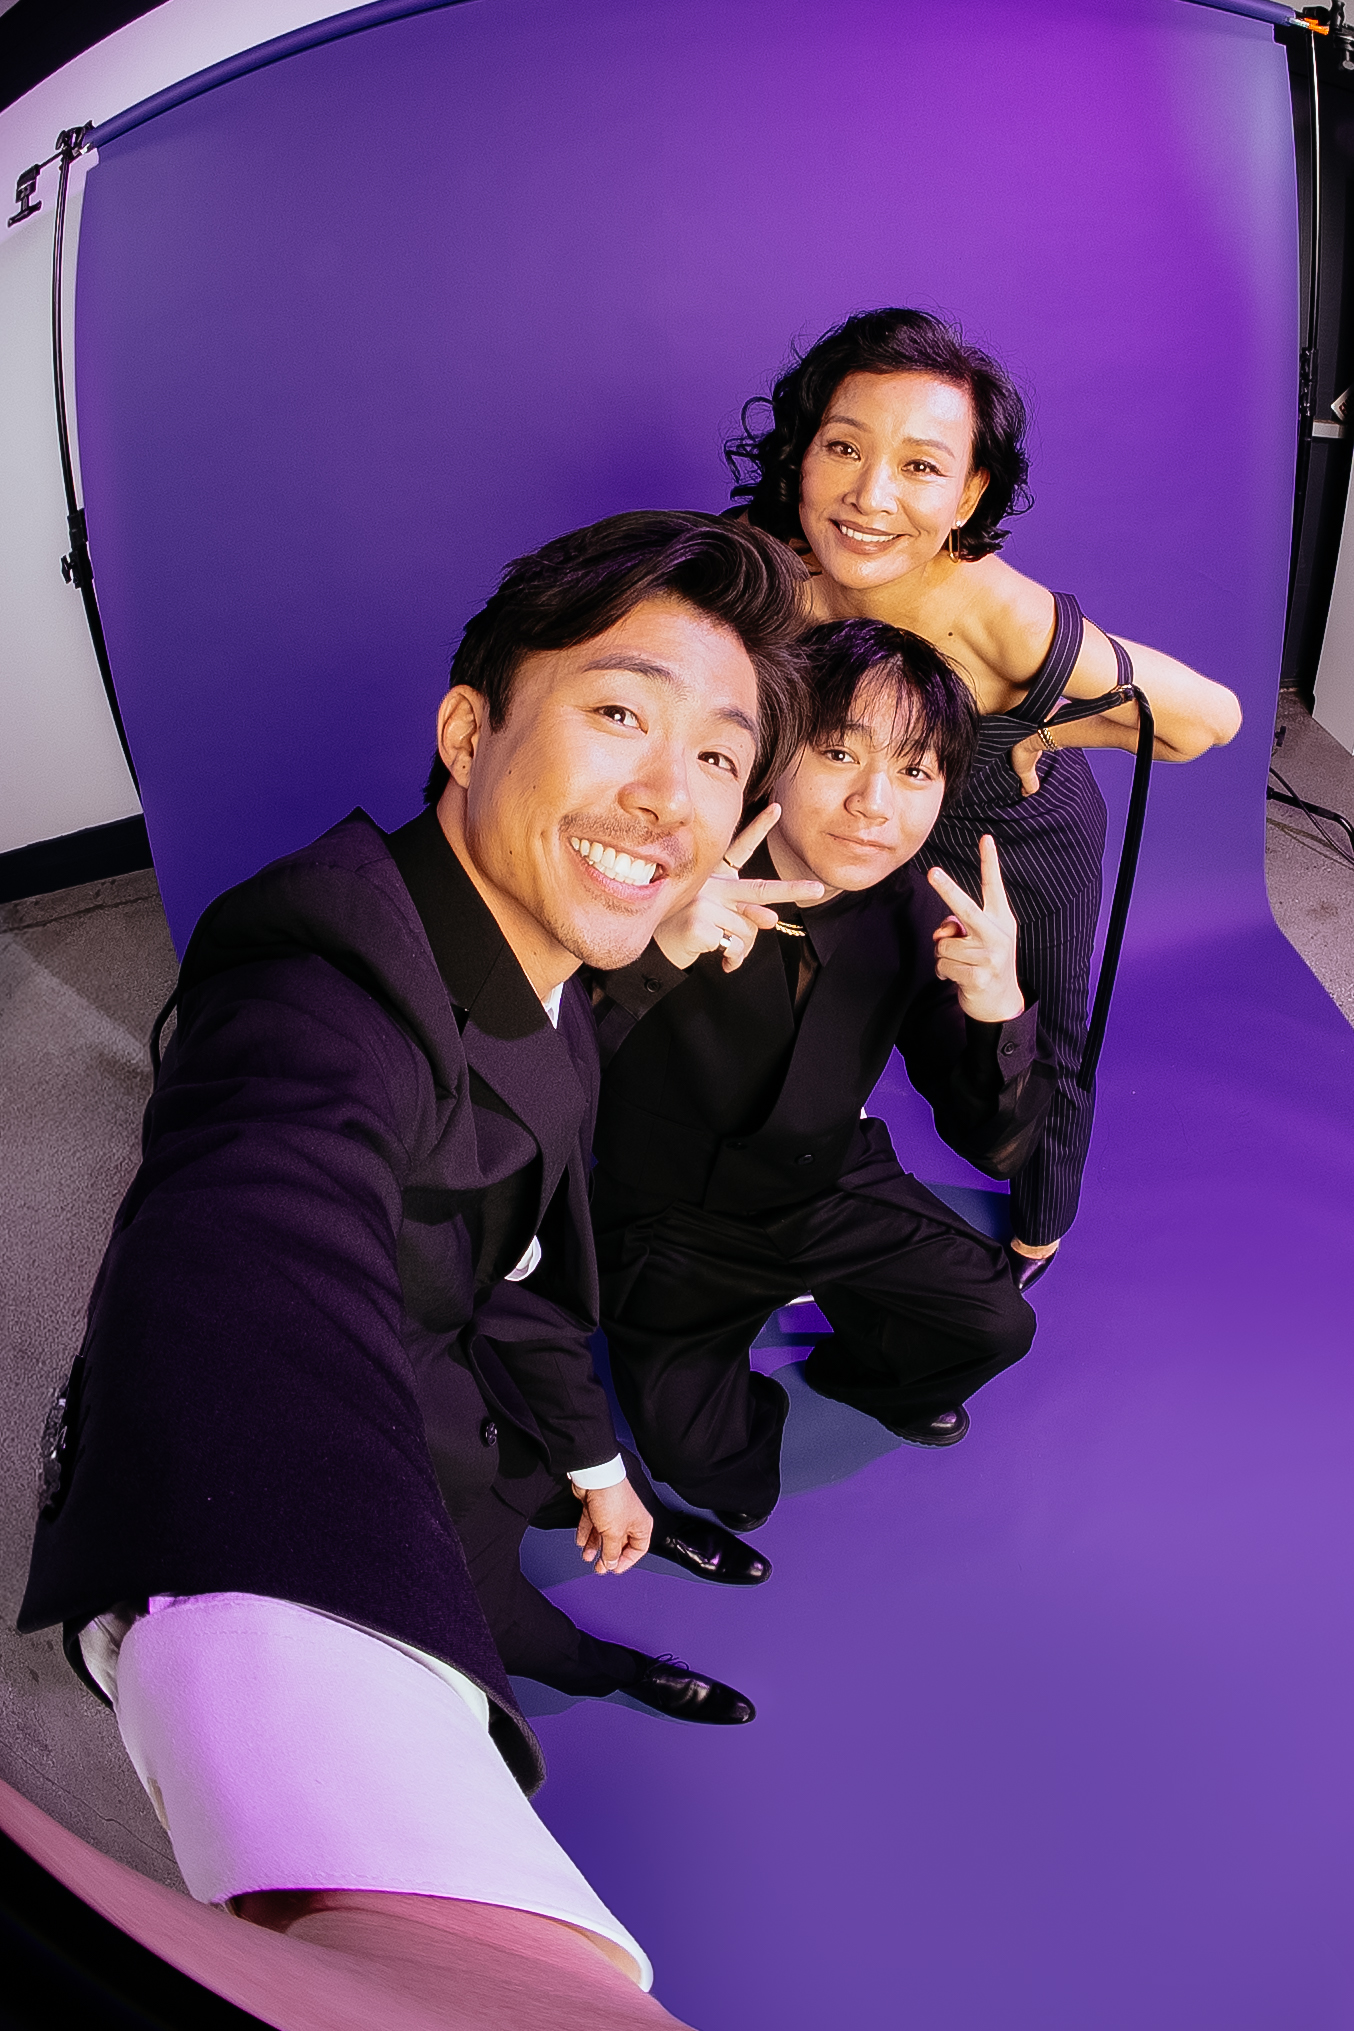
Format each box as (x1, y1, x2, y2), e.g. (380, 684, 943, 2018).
(834, 522, 896, 547)
(568, 836, 660, 888)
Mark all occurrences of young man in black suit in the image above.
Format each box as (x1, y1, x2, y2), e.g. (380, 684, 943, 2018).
(591, 618, 1056, 1531)
(18, 512, 815, 2003)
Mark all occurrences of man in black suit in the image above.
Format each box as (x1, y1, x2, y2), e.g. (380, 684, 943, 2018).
(388, 802, 801, 1714)
(591, 618, 1056, 1530)
(18, 513, 815, 1996)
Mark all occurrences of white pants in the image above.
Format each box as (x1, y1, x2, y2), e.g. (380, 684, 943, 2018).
(81, 1592, 651, 1989)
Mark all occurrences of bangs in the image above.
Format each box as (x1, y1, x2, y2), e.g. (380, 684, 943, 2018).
(800, 619, 979, 802)
(838, 670, 944, 768)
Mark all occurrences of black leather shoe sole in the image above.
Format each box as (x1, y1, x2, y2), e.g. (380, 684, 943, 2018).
(627, 1657, 755, 1724)
(889, 1405, 971, 1447)
(654, 1517, 771, 1584)
(713, 1508, 772, 1534)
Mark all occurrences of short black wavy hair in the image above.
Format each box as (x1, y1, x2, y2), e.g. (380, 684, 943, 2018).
(424, 510, 810, 808)
(797, 618, 978, 809)
(726, 308, 1031, 562)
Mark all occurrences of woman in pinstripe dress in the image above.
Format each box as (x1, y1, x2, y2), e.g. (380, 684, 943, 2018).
(727, 309, 1242, 1283)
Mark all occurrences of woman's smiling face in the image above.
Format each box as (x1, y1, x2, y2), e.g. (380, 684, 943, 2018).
(797, 371, 990, 592)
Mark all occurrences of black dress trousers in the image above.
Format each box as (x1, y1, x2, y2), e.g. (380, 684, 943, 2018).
(594, 1158, 1035, 1520)
(452, 1446, 646, 1699)
(418, 1356, 649, 1700)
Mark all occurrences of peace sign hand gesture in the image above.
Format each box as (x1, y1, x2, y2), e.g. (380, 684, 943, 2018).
(653, 804, 824, 973)
(927, 835, 1025, 1023)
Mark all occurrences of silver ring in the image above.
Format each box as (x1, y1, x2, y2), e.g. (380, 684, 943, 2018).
(716, 931, 735, 954)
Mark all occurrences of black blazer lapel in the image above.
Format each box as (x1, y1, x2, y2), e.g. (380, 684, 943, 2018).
(386, 810, 587, 1227)
(459, 1015, 585, 1228)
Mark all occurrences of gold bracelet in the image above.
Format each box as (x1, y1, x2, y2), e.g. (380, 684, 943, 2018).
(1036, 725, 1058, 753)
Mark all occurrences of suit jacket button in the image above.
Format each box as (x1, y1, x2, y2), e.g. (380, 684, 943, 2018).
(795, 1152, 814, 1165)
(1000, 1043, 1016, 1056)
(642, 976, 659, 993)
(480, 1418, 498, 1448)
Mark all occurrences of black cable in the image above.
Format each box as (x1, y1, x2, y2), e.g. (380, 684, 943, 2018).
(1266, 761, 1354, 864)
(49, 127, 140, 795)
(1031, 683, 1156, 1090)
(1078, 688, 1154, 1090)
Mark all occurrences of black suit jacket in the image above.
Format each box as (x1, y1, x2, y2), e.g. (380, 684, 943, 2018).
(19, 810, 641, 1791)
(593, 846, 1054, 1215)
(384, 810, 624, 1494)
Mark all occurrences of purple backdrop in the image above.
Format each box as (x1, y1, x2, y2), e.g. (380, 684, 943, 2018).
(68, 2, 1354, 2026)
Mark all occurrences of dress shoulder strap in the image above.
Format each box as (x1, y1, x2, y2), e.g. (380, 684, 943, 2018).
(1006, 590, 1084, 725)
(1108, 634, 1134, 687)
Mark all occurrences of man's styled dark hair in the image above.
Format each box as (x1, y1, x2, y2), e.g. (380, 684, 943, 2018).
(725, 308, 1032, 562)
(799, 618, 979, 807)
(424, 510, 810, 807)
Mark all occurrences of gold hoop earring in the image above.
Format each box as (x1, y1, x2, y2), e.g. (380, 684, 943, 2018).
(947, 524, 963, 560)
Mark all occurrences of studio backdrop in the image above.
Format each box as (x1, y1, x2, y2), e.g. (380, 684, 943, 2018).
(53, 5, 1354, 2030)
(72, 0, 1293, 955)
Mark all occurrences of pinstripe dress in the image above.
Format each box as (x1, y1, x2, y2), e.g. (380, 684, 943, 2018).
(914, 592, 1125, 1246)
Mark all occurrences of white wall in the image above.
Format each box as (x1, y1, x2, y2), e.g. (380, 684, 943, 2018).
(0, 0, 372, 855)
(1313, 462, 1354, 754)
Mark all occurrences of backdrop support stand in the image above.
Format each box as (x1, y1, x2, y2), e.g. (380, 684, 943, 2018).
(47, 126, 140, 797)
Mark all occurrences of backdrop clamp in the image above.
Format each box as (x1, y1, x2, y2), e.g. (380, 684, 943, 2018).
(7, 126, 91, 229)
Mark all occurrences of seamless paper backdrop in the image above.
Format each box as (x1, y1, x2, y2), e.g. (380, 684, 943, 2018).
(63, 5, 1354, 2030)
(74, 0, 1294, 951)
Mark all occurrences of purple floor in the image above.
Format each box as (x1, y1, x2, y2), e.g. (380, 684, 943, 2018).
(520, 915, 1354, 2031)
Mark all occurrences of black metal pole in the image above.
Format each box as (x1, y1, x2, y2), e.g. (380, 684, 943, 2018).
(1286, 27, 1322, 619)
(49, 127, 140, 795)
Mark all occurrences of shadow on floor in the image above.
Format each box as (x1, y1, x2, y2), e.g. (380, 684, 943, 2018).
(514, 1181, 1010, 1717)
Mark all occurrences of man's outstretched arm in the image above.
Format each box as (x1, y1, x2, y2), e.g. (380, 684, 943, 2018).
(21, 951, 538, 1781)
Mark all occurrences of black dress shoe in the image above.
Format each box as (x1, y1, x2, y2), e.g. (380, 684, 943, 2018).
(1005, 1242, 1058, 1294)
(653, 1514, 771, 1584)
(889, 1405, 971, 1447)
(626, 1656, 755, 1724)
(713, 1508, 772, 1534)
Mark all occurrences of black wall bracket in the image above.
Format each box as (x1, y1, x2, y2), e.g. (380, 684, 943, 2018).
(7, 160, 43, 226)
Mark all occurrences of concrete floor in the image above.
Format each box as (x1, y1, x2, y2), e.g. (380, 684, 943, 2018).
(1, 699, 1351, 1892)
(1268, 692, 1354, 1023)
(0, 870, 183, 1886)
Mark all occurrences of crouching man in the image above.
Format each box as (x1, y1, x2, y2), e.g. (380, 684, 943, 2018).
(17, 511, 811, 2006)
(593, 618, 1058, 1533)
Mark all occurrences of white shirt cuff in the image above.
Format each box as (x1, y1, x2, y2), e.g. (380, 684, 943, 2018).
(504, 1236, 541, 1283)
(568, 1453, 626, 1490)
